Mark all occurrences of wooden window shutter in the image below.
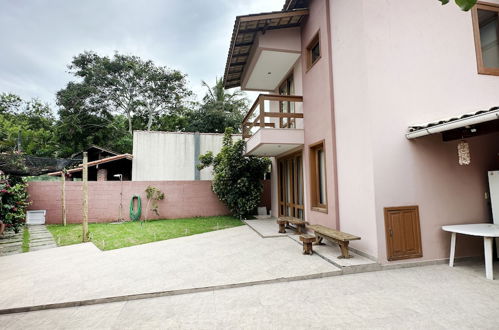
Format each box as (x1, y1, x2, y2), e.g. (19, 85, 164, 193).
(384, 206, 423, 261)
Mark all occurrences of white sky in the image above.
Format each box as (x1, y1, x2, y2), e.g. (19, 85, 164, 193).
(0, 0, 283, 106)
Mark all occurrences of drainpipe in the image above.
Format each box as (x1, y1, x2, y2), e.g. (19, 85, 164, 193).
(194, 132, 201, 180)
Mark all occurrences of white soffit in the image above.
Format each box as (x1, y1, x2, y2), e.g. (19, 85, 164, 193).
(247, 144, 301, 157)
(245, 50, 300, 91)
(406, 107, 499, 139)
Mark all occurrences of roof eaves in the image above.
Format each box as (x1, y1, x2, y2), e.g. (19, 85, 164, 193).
(47, 154, 133, 176)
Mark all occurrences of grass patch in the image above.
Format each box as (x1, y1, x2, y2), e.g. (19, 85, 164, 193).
(22, 226, 29, 253)
(47, 216, 243, 251)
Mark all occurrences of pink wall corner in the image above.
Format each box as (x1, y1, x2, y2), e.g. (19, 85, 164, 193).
(301, 0, 339, 230)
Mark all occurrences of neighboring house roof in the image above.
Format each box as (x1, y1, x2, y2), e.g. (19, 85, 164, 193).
(223, 9, 309, 89)
(70, 145, 119, 159)
(47, 154, 133, 176)
(406, 107, 499, 139)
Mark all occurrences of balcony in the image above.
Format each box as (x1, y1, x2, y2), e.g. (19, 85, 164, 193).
(242, 94, 304, 157)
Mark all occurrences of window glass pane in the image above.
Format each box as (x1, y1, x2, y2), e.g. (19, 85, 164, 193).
(478, 9, 499, 69)
(297, 157, 303, 205)
(318, 149, 326, 205)
(311, 42, 320, 64)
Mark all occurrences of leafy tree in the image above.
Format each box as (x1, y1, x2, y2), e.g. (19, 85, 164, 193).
(198, 128, 270, 218)
(438, 0, 477, 11)
(61, 52, 192, 135)
(0, 93, 58, 157)
(56, 82, 119, 156)
(186, 78, 248, 133)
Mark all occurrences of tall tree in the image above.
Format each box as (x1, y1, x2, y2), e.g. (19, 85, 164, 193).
(140, 62, 192, 131)
(186, 78, 248, 133)
(0, 93, 58, 157)
(61, 52, 191, 135)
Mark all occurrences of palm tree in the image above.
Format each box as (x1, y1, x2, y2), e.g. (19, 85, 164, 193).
(200, 78, 247, 113)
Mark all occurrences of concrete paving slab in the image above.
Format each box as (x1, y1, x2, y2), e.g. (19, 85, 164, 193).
(243, 218, 289, 237)
(288, 234, 377, 270)
(1, 261, 498, 329)
(28, 225, 56, 252)
(0, 226, 340, 311)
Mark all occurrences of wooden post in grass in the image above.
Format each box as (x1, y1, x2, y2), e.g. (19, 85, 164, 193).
(82, 152, 89, 242)
(61, 169, 67, 226)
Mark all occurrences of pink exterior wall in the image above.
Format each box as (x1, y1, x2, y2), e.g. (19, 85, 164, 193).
(331, 0, 499, 262)
(300, 0, 339, 229)
(28, 181, 270, 224)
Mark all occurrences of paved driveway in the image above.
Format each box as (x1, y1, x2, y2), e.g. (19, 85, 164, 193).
(0, 226, 339, 311)
(1, 260, 499, 329)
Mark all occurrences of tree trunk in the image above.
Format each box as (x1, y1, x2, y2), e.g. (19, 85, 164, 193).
(146, 107, 153, 131)
(127, 111, 133, 135)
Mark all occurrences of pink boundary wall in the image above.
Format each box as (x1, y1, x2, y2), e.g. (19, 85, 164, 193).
(28, 180, 271, 224)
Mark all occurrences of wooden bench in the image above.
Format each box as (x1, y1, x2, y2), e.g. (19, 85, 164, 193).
(277, 216, 308, 234)
(299, 234, 316, 255)
(307, 224, 361, 259)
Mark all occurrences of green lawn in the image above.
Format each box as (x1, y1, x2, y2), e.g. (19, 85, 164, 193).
(22, 226, 30, 253)
(47, 216, 243, 251)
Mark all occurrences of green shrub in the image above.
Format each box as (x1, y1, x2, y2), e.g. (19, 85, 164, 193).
(198, 128, 270, 218)
(0, 177, 30, 233)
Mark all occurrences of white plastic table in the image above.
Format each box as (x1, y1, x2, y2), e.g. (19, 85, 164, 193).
(442, 223, 499, 280)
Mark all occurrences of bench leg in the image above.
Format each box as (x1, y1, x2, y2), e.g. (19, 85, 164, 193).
(278, 222, 286, 234)
(314, 236, 325, 245)
(296, 224, 304, 234)
(338, 241, 352, 259)
(303, 242, 313, 255)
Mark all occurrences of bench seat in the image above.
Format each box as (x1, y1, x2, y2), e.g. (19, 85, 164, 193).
(277, 216, 308, 234)
(307, 224, 360, 259)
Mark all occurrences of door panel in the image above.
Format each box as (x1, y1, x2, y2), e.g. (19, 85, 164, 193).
(384, 206, 422, 261)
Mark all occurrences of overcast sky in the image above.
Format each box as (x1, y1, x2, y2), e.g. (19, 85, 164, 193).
(0, 0, 283, 107)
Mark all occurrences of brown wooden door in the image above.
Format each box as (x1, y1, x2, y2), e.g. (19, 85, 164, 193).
(384, 206, 422, 261)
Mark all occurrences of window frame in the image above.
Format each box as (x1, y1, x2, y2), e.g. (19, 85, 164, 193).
(472, 2, 499, 76)
(309, 140, 327, 213)
(306, 31, 321, 71)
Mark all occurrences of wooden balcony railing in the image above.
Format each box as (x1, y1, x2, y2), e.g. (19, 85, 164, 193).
(242, 94, 304, 139)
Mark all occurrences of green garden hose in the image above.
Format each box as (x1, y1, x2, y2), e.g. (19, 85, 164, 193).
(129, 195, 142, 221)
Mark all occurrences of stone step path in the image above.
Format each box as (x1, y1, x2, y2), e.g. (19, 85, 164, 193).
(0, 230, 23, 257)
(28, 225, 57, 251)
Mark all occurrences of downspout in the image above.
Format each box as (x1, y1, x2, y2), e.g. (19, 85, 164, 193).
(325, 0, 341, 230)
(194, 132, 201, 180)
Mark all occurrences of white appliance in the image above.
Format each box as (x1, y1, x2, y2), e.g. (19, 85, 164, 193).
(26, 210, 46, 225)
(488, 171, 499, 255)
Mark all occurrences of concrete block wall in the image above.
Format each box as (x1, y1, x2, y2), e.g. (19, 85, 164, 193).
(28, 180, 272, 224)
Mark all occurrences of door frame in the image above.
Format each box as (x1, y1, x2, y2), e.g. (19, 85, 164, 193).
(277, 150, 305, 220)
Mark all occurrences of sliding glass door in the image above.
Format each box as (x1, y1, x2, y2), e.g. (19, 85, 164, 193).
(278, 152, 304, 220)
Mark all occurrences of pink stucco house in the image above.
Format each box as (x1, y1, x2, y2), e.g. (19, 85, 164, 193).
(223, 0, 499, 264)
